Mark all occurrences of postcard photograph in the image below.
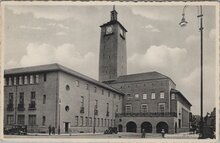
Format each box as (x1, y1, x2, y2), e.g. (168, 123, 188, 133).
(1, 2, 219, 141)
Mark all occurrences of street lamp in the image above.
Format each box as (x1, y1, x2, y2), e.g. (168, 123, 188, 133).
(179, 5, 204, 139)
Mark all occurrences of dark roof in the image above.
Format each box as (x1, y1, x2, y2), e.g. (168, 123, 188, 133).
(171, 89, 192, 106)
(100, 20, 127, 32)
(4, 63, 124, 95)
(106, 71, 175, 85)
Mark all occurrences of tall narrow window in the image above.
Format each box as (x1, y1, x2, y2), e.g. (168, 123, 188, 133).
(28, 115, 36, 125)
(19, 92, 24, 104)
(9, 93, 13, 104)
(125, 104, 132, 113)
(85, 117, 88, 126)
(17, 115, 25, 125)
(19, 76, 23, 85)
(13, 77, 17, 85)
(95, 100, 98, 109)
(171, 93, 175, 100)
(7, 115, 14, 125)
(24, 76, 28, 84)
(89, 117, 92, 127)
(108, 91, 110, 97)
(30, 75, 34, 84)
(43, 73, 47, 82)
(80, 96, 84, 107)
(101, 118, 103, 127)
(106, 103, 109, 116)
(158, 103, 165, 113)
(141, 104, 148, 113)
(97, 118, 100, 127)
(143, 94, 147, 99)
(35, 75, 39, 83)
(75, 116, 79, 126)
(76, 80, 79, 87)
(151, 92, 156, 99)
(116, 105, 118, 113)
(160, 92, 165, 99)
(42, 116, 46, 126)
(80, 116, 83, 126)
(8, 77, 12, 86)
(43, 95, 46, 104)
(102, 89, 104, 95)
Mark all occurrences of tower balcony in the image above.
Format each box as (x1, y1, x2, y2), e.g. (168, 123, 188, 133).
(116, 112, 177, 118)
(18, 103, 25, 111)
(7, 104, 14, 111)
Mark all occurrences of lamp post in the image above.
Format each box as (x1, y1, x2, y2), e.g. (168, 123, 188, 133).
(179, 5, 204, 139)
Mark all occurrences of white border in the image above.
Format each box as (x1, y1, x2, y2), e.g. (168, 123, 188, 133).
(0, 1, 219, 143)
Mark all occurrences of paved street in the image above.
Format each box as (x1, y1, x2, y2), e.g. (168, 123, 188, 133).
(4, 132, 200, 139)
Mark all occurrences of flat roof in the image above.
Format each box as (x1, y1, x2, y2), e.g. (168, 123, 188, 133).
(171, 89, 192, 106)
(4, 63, 124, 95)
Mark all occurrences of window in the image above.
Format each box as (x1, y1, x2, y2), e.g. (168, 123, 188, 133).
(102, 89, 104, 95)
(95, 100, 98, 109)
(18, 115, 25, 125)
(43, 95, 46, 104)
(76, 80, 79, 87)
(141, 104, 148, 113)
(35, 75, 39, 83)
(106, 103, 109, 116)
(24, 76, 28, 84)
(127, 94, 132, 100)
(19, 92, 24, 104)
(75, 116, 79, 126)
(158, 103, 165, 113)
(143, 94, 147, 99)
(31, 92, 36, 100)
(30, 75, 34, 84)
(43, 73, 47, 81)
(160, 92, 165, 99)
(66, 85, 70, 91)
(65, 106, 70, 112)
(42, 116, 46, 126)
(7, 115, 14, 125)
(97, 118, 100, 127)
(28, 115, 36, 125)
(9, 93, 13, 104)
(85, 117, 88, 126)
(81, 96, 84, 107)
(80, 116, 83, 126)
(89, 117, 92, 127)
(151, 93, 156, 99)
(125, 104, 132, 113)
(101, 118, 103, 127)
(8, 77, 12, 86)
(86, 84, 89, 90)
(135, 94, 139, 99)
(94, 87, 97, 93)
(19, 76, 23, 85)
(171, 93, 175, 100)
(108, 91, 110, 97)
(116, 105, 118, 113)
(13, 77, 17, 85)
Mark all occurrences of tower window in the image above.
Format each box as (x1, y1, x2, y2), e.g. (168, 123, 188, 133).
(160, 92, 165, 99)
(43, 73, 47, 82)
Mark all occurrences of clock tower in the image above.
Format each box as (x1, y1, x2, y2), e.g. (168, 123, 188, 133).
(99, 6, 127, 82)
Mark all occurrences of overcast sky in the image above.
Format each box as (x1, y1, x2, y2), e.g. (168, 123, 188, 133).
(3, 3, 217, 115)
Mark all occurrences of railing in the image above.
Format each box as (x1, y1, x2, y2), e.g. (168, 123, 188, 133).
(28, 103, 36, 110)
(80, 107, 84, 113)
(116, 112, 177, 117)
(7, 104, 14, 111)
(18, 103, 25, 111)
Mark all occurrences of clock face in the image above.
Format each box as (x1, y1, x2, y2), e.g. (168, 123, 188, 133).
(106, 26, 113, 34)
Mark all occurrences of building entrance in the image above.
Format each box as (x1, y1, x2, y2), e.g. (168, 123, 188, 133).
(141, 122, 152, 133)
(156, 122, 169, 133)
(64, 122, 69, 133)
(126, 121, 137, 132)
(118, 124, 123, 132)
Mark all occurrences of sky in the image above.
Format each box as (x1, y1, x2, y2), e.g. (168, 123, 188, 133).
(3, 3, 218, 115)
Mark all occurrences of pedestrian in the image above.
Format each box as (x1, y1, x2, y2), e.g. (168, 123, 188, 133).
(52, 126, 55, 135)
(141, 129, 146, 138)
(48, 125, 51, 135)
(161, 129, 165, 138)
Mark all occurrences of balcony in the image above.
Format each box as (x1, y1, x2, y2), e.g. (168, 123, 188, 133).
(7, 104, 14, 111)
(80, 107, 84, 113)
(94, 109, 98, 116)
(28, 103, 36, 111)
(18, 103, 25, 111)
(116, 112, 177, 117)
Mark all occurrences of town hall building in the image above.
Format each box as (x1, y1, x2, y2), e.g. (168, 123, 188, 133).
(4, 7, 192, 134)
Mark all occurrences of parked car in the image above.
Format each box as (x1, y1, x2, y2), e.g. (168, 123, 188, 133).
(104, 127, 118, 134)
(4, 125, 27, 135)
